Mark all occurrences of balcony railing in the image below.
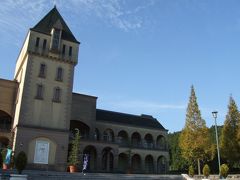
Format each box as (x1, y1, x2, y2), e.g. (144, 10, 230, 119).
(78, 135, 168, 151)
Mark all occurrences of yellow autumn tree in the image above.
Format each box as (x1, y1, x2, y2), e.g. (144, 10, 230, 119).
(179, 86, 211, 175)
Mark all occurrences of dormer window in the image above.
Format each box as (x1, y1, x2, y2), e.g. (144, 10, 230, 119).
(50, 28, 61, 51)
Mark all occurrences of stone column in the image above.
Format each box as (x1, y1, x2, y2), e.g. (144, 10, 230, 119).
(113, 153, 118, 172)
(141, 157, 145, 174)
(96, 148, 102, 172)
(154, 159, 158, 174)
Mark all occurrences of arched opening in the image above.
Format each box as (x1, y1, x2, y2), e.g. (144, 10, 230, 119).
(0, 136, 9, 149)
(117, 130, 129, 146)
(94, 128, 100, 140)
(102, 147, 114, 172)
(103, 129, 114, 142)
(118, 153, 128, 173)
(156, 135, 166, 150)
(145, 155, 154, 174)
(0, 110, 12, 132)
(83, 145, 97, 172)
(157, 156, 167, 174)
(131, 132, 141, 148)
(144, 134, 154, 148)
(131, 154, 141, 173)
(70, 120, 90, 139)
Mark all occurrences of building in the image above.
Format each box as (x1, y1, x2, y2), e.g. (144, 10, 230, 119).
(0, 7, 169, 173)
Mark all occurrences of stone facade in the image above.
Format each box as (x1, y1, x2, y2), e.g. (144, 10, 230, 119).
(0, 7, 169, 173)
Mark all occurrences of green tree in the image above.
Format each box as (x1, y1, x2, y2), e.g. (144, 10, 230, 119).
(168, 131, 189, 171)
(179, 86, 211, 175)
(220, 96, 240, 167)
(68, 129, 81, 166)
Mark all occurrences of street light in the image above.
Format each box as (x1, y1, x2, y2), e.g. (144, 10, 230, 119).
(212, 111, 221, 175)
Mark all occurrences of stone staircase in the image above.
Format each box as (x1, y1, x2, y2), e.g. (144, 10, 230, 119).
(1, 170, 183, 180)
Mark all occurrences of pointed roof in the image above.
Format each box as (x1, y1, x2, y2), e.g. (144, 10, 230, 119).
(31, 6, 79, 43)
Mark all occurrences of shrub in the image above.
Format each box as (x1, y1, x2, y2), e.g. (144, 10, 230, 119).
(203, 164, 210, 178)
(188, 165, 194, 177)
(220, 164, 229, 178)
(15, 151, 27, 174)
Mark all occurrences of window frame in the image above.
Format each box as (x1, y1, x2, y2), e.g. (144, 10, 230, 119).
(43, 39, 47, 50)
(50, 28, 62, 51)
(39, 63, 46, 78)
(35, 84, 44, 100)
(35, 37, 40, 48)
(52, 87, 61, 103)
(62, 44, 66, 55)
(69, 46, 72, 57)
(56, 67, 63, 82)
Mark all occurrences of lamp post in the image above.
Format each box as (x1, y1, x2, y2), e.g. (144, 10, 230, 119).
(212, 111, 221, 175)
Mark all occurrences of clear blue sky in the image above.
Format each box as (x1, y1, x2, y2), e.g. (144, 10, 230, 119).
(1, 0, 240, 132)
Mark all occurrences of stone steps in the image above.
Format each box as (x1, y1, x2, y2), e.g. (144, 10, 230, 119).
(28, 173, 183, 180)
(1, 170, 183, 180)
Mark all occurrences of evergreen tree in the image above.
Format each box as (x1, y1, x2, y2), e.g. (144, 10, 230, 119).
(220, 96, 240, 167)
(179, 86, 211, 175)
(68, 129, 81, 166)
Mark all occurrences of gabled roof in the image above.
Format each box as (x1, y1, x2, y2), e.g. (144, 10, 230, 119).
(31, 6, 79, 43)
(96, 109, 166, 131)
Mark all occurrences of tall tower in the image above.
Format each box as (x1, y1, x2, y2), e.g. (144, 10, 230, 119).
(12, 7, 79, 171)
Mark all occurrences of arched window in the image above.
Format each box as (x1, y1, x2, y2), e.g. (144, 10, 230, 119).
(117, 130, 129, 146)
(103, 129, 114, 142)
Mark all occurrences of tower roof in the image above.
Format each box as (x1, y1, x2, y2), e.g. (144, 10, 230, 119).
(31, 6, 79, 43)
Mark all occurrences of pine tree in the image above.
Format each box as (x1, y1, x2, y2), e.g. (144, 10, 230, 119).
(220, 96, 240, 167)
(179, 86, 211, 175)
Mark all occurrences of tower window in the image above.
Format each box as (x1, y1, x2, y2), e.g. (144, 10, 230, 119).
(62, 44, 66, 55)
(53, 87, 61, 102)
(69, 46, 72, 56)
(39, 64, 46, 78)
(51, 28, 61, 51)
(35, 37, 40, 47)
(36, 84, 44, 99)
(56, 67, 63, 81)
(43, 39, 47, 50)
